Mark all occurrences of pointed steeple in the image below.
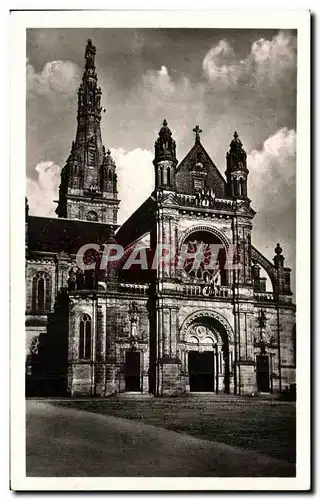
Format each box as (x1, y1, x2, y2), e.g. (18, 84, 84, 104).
(56, 40, 120, 224)
(75, 39, 103, 160)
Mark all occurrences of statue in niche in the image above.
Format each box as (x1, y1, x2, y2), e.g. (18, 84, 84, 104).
(76, 268, 85, 290)
(129, 301, 139, 338)
(67, 268, 77, 291)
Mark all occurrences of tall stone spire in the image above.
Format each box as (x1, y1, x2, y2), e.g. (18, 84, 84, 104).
(56, 40, 119, 224)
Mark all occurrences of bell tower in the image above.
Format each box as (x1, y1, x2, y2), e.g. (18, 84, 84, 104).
(56, 39, 119, 224)
(153, 119, 178, 191)
(226, 131, 249, 200)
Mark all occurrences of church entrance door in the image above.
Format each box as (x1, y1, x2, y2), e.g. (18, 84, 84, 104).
(256, 355, 270, 392)
(188, 351, 215, 392)
(125, 351, 141, 392)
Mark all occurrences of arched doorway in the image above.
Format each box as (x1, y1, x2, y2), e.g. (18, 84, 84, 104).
(180, 311, 234, 394)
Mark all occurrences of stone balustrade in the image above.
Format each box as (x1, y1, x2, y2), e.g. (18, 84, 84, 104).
(176, 194, 235, 212)
(118, 283, 149, 295)
(179, 284, 231, 298)
(254, 292, 274, 302)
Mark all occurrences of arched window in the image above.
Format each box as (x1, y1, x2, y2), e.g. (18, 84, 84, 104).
(239, 178, 246, 197)
(231, 178, 236, 196)
(160, 167, 164, 186)
(79, 314, 92, 360)
(167, 167, 171, 186)
(108, 169, 113, 181)
(234, 179, 239, 197)
(32, 272, 51, 313)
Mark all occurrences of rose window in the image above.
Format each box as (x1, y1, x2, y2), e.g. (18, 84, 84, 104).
(182, 231, 227, 284)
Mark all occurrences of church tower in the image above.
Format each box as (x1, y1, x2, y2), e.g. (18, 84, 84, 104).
(56, 39, 119, 224)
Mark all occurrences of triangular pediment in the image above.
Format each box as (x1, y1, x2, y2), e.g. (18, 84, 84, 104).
(236, 202, 256, 218)
(159, 191, 180, 206)
(56, 250, 71, 261)
(175, 141, 226, 197)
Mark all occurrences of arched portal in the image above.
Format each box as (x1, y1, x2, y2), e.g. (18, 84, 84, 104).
(179, 310, 234, 394)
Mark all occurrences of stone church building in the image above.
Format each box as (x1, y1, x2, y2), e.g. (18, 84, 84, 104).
(25, 40, 296, 397)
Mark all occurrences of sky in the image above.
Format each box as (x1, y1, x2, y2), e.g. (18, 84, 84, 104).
(26, 28, 297, 292)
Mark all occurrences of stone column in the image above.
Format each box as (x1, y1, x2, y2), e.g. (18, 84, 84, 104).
(95, 297, 107, 396)
(213, 345, 217, 392)
(163, 309, 170, 356)
(142, 349, 149, 394)
(157, 303, 182, 396)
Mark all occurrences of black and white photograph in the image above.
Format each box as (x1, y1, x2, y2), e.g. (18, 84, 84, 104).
(9, 9, 310, 491)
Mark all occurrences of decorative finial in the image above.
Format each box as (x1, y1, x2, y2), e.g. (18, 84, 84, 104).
(229, 130, 243, 151)
(193, 125, 202, 143)
(85, 39, 96, 69)
(107, 149, 111, 156)
(158, 119, 172, 138)
(154, 118, 177, 166)
(275, 243, 283, 255)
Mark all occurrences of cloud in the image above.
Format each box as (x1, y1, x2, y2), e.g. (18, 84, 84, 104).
(27, 59, 81, 96)
(202, 40, 243, 86)
(111, 148, 154, 224)
(248, 127, 296, 203)
(26, 161, 61, 217)
(26, 59, 80, 172)
(250, 32, 297, 85)
(248, 128, 296, 291)
(119, 64, 207, 159)
(202, 32, 296, 88)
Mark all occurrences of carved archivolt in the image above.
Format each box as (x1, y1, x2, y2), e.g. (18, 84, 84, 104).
(186, 325, 220, 348)
(179, 224, 231, 250)
(180, 309, 234, 343)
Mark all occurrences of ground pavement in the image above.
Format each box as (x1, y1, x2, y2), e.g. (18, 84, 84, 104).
(26, 400, 295, 477)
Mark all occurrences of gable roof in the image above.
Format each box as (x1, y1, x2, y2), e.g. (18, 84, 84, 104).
(175, 141, 226, 197)
(27, 216, 116, 256)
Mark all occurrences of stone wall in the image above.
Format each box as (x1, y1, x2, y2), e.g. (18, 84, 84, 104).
(66, 198, 118, 224)
(67, 292, 150, 396)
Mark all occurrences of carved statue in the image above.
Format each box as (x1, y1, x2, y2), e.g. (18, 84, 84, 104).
(67, 268, 77, 291)
(129, 301, 139, 338)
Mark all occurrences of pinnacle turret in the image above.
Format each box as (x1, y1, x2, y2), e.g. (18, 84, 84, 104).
(154, 119, 177, 166)
(225, 131, 249, 199)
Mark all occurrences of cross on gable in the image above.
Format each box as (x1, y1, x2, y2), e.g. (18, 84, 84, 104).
(193, 125, 202, 143)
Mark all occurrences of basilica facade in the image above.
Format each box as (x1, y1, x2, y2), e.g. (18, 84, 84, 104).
(25, 40, 296, 397)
